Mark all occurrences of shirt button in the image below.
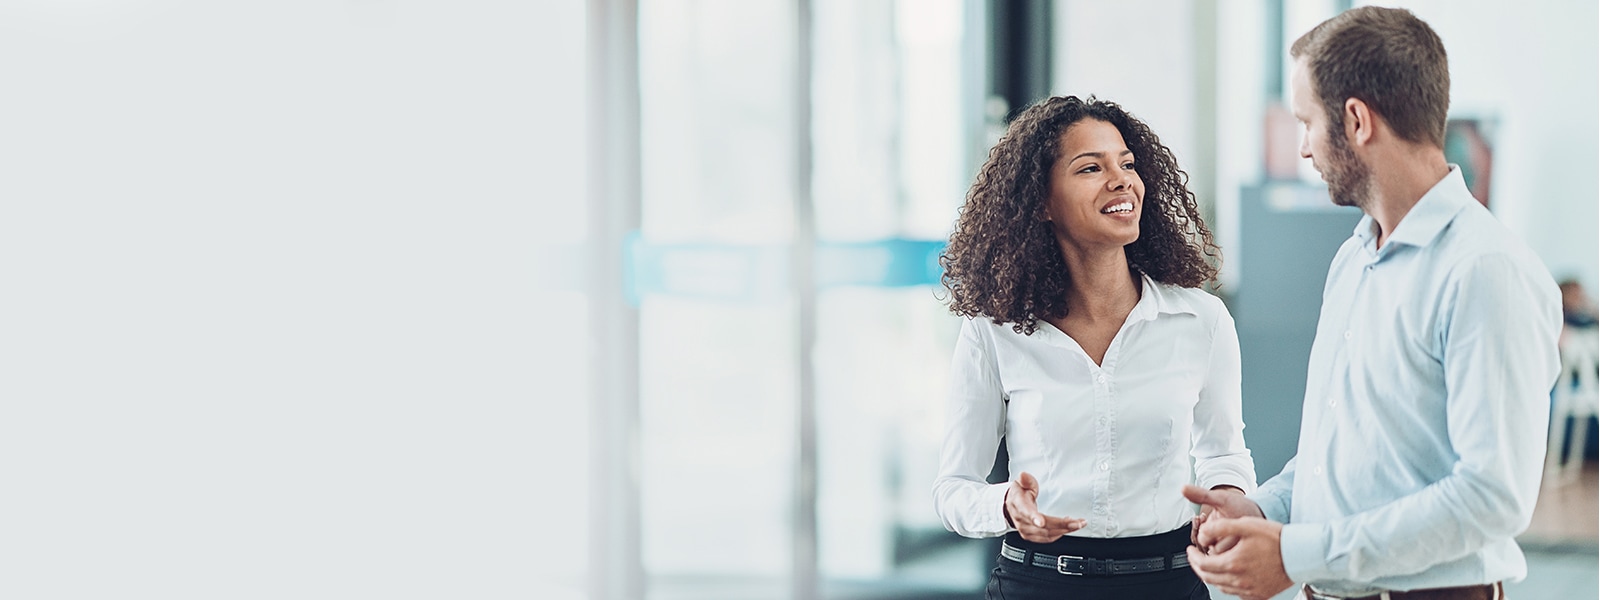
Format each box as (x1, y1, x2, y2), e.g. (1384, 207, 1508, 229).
(1329, 398, 1337, 407)
(1096, 373, 1107, 385)
(1099, 462, 1110, 471)
(1343, 331, 1353, 340)
(1314, 466, 1325, 475)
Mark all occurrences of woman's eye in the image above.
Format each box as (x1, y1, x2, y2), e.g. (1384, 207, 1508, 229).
(1122, 162, 1136, 170)
(1077, 165, 1100, 174)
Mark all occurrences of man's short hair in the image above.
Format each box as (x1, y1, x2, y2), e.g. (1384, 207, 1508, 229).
(1291, 6, 1450, 148)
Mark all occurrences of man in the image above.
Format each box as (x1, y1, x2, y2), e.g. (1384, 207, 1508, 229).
(1180, 6, 1562, 600)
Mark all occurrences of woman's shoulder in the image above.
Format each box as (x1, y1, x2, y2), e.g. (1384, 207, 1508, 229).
(960, 314, 1044, 342)
(1146, 279, 1231, 320)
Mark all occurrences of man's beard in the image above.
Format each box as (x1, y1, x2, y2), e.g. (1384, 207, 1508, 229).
(1322, 122, 1372, 209)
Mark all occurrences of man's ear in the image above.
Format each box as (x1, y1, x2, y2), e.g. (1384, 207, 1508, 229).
(1344, 97, 1376, 146)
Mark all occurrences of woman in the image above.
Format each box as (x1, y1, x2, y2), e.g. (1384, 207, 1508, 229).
(932, 96, 1254, 600)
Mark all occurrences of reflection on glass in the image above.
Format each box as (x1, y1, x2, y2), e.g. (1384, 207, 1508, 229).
(816, 288, 980, 593)
(639, 297, 796, 581)
(638, 0, 799, 597)
(812, 0, 983, 595)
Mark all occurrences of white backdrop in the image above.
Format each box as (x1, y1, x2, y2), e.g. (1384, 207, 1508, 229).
(0, 1, 585, 597)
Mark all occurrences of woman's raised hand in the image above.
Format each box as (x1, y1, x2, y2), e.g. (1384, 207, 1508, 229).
(1004, 471, 1087, 543)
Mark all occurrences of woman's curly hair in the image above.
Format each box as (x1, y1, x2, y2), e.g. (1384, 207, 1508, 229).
(940, 96, 1219, 335)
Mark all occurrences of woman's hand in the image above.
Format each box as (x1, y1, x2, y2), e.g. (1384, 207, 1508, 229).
(1182, 484, 1261, 553)
(1004, 471, 1086, 543)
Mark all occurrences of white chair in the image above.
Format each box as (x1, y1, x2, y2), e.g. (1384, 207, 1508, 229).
(1545, 327, 1600, 486)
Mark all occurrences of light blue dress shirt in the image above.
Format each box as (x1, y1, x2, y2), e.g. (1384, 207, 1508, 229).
(1247, 167, 1562, 596)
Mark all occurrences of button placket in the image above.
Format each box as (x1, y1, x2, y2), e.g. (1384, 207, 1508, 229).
(1090, 364, 1116, 532)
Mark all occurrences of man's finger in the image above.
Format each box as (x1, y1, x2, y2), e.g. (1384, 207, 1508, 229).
(1185, 546, 1218, 576)
(1017, 471, 1039, 491)
(1210, 535, 1240, 554)
(1185, 544, 1239, 576)
(1198, 515, 1248, 542)
(1196, 515, 1244, 549)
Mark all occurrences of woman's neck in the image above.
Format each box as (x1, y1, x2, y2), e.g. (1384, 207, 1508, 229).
(1058, 247, 1140, 321)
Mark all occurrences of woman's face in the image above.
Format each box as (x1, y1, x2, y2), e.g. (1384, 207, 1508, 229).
(1043, 118, 1143, 253)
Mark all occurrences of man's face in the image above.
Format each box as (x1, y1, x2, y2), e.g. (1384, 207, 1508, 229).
(1291, 59, 1371, 208)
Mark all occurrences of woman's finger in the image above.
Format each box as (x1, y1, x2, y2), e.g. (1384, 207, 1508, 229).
(1016, 471, 1039, 491)
(1036, 514, 1085, 533)
(1190, 512, 1209, 548)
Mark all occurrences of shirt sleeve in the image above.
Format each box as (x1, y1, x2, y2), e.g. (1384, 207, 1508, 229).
(931, 318, 1014, 538)
(1191, 302, 1256, 493)
(1249, 456, 1297, 523)
(1277, 253, 1562, 583)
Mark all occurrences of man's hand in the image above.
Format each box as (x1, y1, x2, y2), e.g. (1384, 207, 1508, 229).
(1182, 484, 1263, 553)
(1005, 471, 1086, 543)
(1185, 517, 1295, 600)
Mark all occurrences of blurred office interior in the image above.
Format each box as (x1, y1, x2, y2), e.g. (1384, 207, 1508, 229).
(0, 1, 1592, 599)
(572, 0, 1599, 598)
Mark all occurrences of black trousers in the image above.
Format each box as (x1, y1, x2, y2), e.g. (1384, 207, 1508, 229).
(985, 525, 1208, 600)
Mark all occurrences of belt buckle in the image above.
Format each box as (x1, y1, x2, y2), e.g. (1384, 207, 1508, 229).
(1055, 554, 1084, 576)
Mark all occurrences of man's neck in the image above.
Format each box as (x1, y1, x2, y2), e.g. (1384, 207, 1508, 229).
(1365, 145, 1451, 249)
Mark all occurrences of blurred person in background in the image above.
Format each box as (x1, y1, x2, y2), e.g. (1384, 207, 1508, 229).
(1184, 7, 1561, 600)
(1558, 278, 1598, 331)
(933, 95, 1255, 600)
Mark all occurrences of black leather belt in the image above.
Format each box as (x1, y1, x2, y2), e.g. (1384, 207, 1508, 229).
(1000, 541, 1190, 576)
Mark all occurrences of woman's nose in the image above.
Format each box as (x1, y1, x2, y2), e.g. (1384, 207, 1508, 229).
(1109, 170, 1131, 190)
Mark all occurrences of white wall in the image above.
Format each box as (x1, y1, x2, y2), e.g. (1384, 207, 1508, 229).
(1052, 0, 1198, 170)
(1364, 0, 1600, 291)
(0, 2, 584, 598)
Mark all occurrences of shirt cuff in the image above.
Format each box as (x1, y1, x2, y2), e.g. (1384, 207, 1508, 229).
(982, 482, 1014, 535)
(1197, 471, 1256, 495)
(1279, 522, 1336, 582)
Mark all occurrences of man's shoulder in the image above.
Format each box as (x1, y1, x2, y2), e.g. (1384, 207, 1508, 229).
(1434, 204, 1549, 278)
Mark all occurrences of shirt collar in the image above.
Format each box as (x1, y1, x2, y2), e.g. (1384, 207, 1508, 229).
(1351, 164, 1474, 250)
(1029, 272, 1199, 336)
(1128, 272, 1199, 324)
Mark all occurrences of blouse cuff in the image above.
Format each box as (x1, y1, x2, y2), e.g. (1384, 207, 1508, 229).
(981, 482, 1014, 536)
(1196, 469, 1256, 495)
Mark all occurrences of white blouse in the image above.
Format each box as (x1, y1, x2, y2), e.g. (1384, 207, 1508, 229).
(933, 275, 1255, 539)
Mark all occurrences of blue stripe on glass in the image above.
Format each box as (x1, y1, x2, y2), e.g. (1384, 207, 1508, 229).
(625, 233, 947, 305)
